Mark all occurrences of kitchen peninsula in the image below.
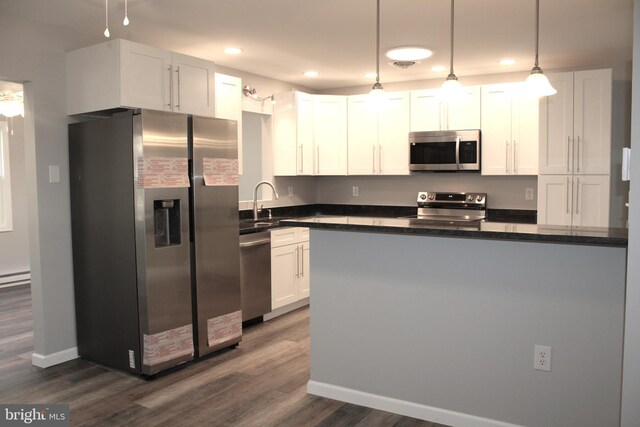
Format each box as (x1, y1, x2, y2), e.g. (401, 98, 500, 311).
(281, 216, 628, 427)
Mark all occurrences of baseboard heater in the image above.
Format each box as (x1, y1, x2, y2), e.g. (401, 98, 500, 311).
(0, 271, 31, 288)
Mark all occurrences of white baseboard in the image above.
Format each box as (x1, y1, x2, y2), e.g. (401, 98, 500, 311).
(0, 271, 30, 288)
(307, 381, 524, 427)
(263, 297, 309, 321)
(32, 347, 79, 368)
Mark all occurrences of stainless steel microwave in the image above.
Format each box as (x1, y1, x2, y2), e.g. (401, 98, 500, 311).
(409, 129, 481, 171)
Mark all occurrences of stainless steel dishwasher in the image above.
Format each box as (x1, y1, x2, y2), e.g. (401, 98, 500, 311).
(239, 231, 272, 321)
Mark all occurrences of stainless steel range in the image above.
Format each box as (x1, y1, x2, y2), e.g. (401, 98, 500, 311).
(414, 191, 487, 222)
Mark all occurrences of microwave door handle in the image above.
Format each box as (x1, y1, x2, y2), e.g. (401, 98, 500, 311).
(455, 137, 461, 170)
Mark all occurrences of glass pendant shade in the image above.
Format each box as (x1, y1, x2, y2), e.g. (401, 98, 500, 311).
(441, 74, 465, 101)
(369, 81, 385, 96)
(526, 68, 557, 97)
(0, 101, 24, 118)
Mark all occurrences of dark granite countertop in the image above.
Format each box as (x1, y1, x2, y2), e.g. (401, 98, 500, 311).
(278, 215, 628, 247)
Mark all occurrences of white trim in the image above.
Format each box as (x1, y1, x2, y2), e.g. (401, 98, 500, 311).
(32, 347, 78, 368)
(307, 381, 524, 427)
(0, 271, 30, 287)
(0, 121, 12, 232)
(263, 297, 309, 321)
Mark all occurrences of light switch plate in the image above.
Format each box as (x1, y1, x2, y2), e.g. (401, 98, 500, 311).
(49, 165, 60, 184)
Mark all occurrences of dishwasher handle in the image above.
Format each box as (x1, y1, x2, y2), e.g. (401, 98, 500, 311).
(239, 237, 271, 248)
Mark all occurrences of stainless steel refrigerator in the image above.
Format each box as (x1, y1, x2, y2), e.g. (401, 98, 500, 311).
(69, 109, 241, 375)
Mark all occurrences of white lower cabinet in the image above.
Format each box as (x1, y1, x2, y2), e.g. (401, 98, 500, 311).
(271, 227, 310, 310)
(538, 175, 610, 227)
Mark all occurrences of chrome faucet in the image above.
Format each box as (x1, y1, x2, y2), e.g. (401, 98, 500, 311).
(253, 180, 279, 220)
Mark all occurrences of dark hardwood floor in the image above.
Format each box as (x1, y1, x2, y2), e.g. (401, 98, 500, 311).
(0, 285, 448, 426)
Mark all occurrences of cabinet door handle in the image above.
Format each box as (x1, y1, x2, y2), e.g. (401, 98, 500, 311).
(300, 244, 304, 278)
(566, 177, 570, 214)
(372, 145, 376, 174)
(505, 140, 510, 174)
(576, 136, 581, 173)
(513, 140, 518, 173)
(167, 65, 173, 108)
(576, 177, 581, 214)
(299, 145, 303, 174)
(379, 145, 383, 173)
(316, 145, 320, 175)
(567, 136, 572, 172)
(295, 246, 300, 278)
(175, 66, 181, 110)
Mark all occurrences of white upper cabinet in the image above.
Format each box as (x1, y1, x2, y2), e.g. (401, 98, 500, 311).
(348, 95, 378, 175)
(214, 73, 243, 174)
(67, 39, 215, 116)
(410, 86, 480, 132)
(539, 69, 612, 175)
(481, 83, 539, 176)
(313, 95, 348, 175)
(273, 92, 347, 176)
(378, 92, 411, 175)
(348, 92, 410, 175)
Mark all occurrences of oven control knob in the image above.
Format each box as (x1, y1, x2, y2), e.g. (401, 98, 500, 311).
(476, 195, 483, 202)
(428, 194, 435, 200)
(420, 193, 427, 200)
(467, 194, 474, 202)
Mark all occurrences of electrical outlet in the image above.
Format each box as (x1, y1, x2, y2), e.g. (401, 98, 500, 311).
(525, 187, 534, 201)
(534, 345, 552, 371)
(288, 186, 294, 197)
(352, 186, 359, 197)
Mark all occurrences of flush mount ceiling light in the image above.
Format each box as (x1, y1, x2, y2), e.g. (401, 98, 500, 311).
(0, 92, 24, 118)
(441, 0, 465, 100)
(224, 47, 243, 55)
(303, 71, 319, 77)
(386, 47, 433, 61)
(525, 0, 557, 96)
(369, 0, 384, 96)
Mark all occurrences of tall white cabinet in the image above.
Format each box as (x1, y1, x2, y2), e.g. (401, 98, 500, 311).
(481, 83, 539, 176)
(214, 73, 243, 174)
(347, 91, 410, 175)
(537, 69, 612, 227)
(273, 92, 347, 176)
(67, 39, 215, 116)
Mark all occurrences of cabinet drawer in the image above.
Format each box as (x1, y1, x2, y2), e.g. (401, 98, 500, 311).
(271, 227, 309, 248)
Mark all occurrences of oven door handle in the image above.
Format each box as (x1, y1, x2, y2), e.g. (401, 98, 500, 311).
(455, 137, 461, 170)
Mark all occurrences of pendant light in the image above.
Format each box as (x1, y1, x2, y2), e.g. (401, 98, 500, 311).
(104, 0, 110, 37)
(441, 0, 465, 100)
(123, 0, 130, 26)
(525, 0, 556, 96)
(369, 0, 384, 96)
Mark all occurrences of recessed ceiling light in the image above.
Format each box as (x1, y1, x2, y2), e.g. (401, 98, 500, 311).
(224, 47, 243, 55)
(363, 72, 377, 79)
(386, 47, 433, 61)
(304, 71, 319, 77)
(431, 65, 447, 72)
(499, 58, 517, 65)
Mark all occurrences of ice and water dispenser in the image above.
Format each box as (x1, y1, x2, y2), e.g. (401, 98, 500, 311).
(153, 200, 182, 247)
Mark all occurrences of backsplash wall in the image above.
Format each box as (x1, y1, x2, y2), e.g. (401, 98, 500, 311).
(316, 174, 538, 210)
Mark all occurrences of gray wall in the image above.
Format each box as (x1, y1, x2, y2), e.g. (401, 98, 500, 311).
(0, 14, 93, 358)
(310, 229, 626, 426)
(0, 115, 30, 276)
(621, 1, 640, 424)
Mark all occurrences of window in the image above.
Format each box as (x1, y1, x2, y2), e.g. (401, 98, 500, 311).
(0, 121, 12, 231)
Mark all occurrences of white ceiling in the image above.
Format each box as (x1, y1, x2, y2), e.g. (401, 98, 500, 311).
(0, 0, 634, 90)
